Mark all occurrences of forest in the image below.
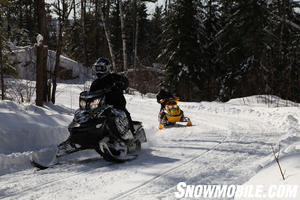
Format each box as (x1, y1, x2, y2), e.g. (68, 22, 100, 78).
(0, 0, 300, 104)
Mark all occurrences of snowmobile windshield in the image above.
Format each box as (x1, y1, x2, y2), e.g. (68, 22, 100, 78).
(74, 90, 110, 124)
(79, 90, 108, 111)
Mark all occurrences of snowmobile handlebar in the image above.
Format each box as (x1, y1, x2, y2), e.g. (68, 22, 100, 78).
(81, 88, 112, 97)
(80, 84, 117, 99)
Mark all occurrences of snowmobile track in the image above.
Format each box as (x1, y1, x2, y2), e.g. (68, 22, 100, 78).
(110, 135, 228, 200)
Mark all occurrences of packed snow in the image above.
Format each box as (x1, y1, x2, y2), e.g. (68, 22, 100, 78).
(0, 83, 300, 200)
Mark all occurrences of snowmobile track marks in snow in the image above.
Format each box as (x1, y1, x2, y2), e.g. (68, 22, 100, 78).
(1, 161, 116, 200)
(110, 135, 228, 200)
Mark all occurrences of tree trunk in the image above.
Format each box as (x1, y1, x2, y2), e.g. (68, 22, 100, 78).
(35, 0, 48, 106)
(132, 0, 139, 69)
(81, 0, 89, 67)
(0, 23, 4, 100)
(81, 0, 89, 91)
(99, 0, 117, 71)
(36, 41, 45, 106)
(164, 0, 168, 13)
(73, 0, 76, 21)
(43, 45, 48, 102)
(134, 15, 139, 69)
(51, 0, 67, 104)
(39, 0, 48, 103)
(119, 0, 128, 71)
(37, 0, 47, 45)
(95, 0, 101, 56)
(6, 6, 11, 39)
(51, 21, 63, 104)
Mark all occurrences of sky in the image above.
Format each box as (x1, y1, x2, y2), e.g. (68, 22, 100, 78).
(145, 0, 165, 16)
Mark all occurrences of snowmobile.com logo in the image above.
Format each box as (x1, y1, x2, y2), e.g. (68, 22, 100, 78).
(175, 182, 298, 199)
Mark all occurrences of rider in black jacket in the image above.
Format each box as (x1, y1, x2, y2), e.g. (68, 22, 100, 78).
(156, 82, 174, 123)
(90, 57, 135, 140)
(156, 82, 174, 109)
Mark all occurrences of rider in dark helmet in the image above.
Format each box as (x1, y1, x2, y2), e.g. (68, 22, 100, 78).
(90, 58, 128, 109)
(156, 82, 174, 123)
(90, 57, 135, 140)
(156, 82, 174, 109)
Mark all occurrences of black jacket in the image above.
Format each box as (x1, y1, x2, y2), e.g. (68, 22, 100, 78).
(156, 89, 174, 104)
(90, 73, 129, 110)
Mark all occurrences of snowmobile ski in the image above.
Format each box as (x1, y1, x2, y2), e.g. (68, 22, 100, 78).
(29, 152, 58, 170)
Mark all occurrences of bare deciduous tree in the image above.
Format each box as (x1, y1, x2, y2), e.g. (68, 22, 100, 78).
(99, 0, 116, 71)
(0, 1, 5, 100)
(132, 0, 138, 69)
(119, 0, 128, 71)
(51, 0, 73, 104)
(6, 79, 35, 104)
(0, 20, 4, 100)
(81, 0, 89, 67)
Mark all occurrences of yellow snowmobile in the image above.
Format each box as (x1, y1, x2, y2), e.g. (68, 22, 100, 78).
(158, 97, 192, 129)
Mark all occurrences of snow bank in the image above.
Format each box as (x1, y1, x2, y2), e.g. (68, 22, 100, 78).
(9, 46, 91, 81)
(229, 96, 300, 200)
(0, 82, 83, 175)
(0, 100, 73, 175)
(236, 151, 300, 200)
(228, 95, 299, 107)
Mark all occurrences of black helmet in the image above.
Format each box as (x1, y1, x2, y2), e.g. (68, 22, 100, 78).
(93, 57, 111, 78)
(159, 82, 167, 91)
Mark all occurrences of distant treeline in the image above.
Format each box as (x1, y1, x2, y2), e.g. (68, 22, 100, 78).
(0, 0, 300, 103)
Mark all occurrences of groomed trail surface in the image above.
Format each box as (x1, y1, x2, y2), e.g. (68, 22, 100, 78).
(0, 86, 300, 200)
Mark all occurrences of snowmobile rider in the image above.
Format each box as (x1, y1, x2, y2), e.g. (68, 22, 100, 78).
(156, 82, 174, 110)
(156, 82, 174, 123)
(90, 57, 135, 140)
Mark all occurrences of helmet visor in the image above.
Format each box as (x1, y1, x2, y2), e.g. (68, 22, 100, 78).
(95, 63, 107, 73)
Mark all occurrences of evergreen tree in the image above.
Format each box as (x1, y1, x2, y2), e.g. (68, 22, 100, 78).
(216, 0, 270, 101)
(64, 19, 82, 60)
(159, 0, 201, 101)
(136, 2, 150, 65)
(149, 5, 163, 63)
(4, 0, 40, 45)
(265, 0, 300, 102)
(196, 0, 223, 100)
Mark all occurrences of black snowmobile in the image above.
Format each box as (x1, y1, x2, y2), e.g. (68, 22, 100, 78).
(30, 89, 147, 169)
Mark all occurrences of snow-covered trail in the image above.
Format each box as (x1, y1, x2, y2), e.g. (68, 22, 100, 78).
(116, 98, 291, 200)
(0, 90, 300, 200)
